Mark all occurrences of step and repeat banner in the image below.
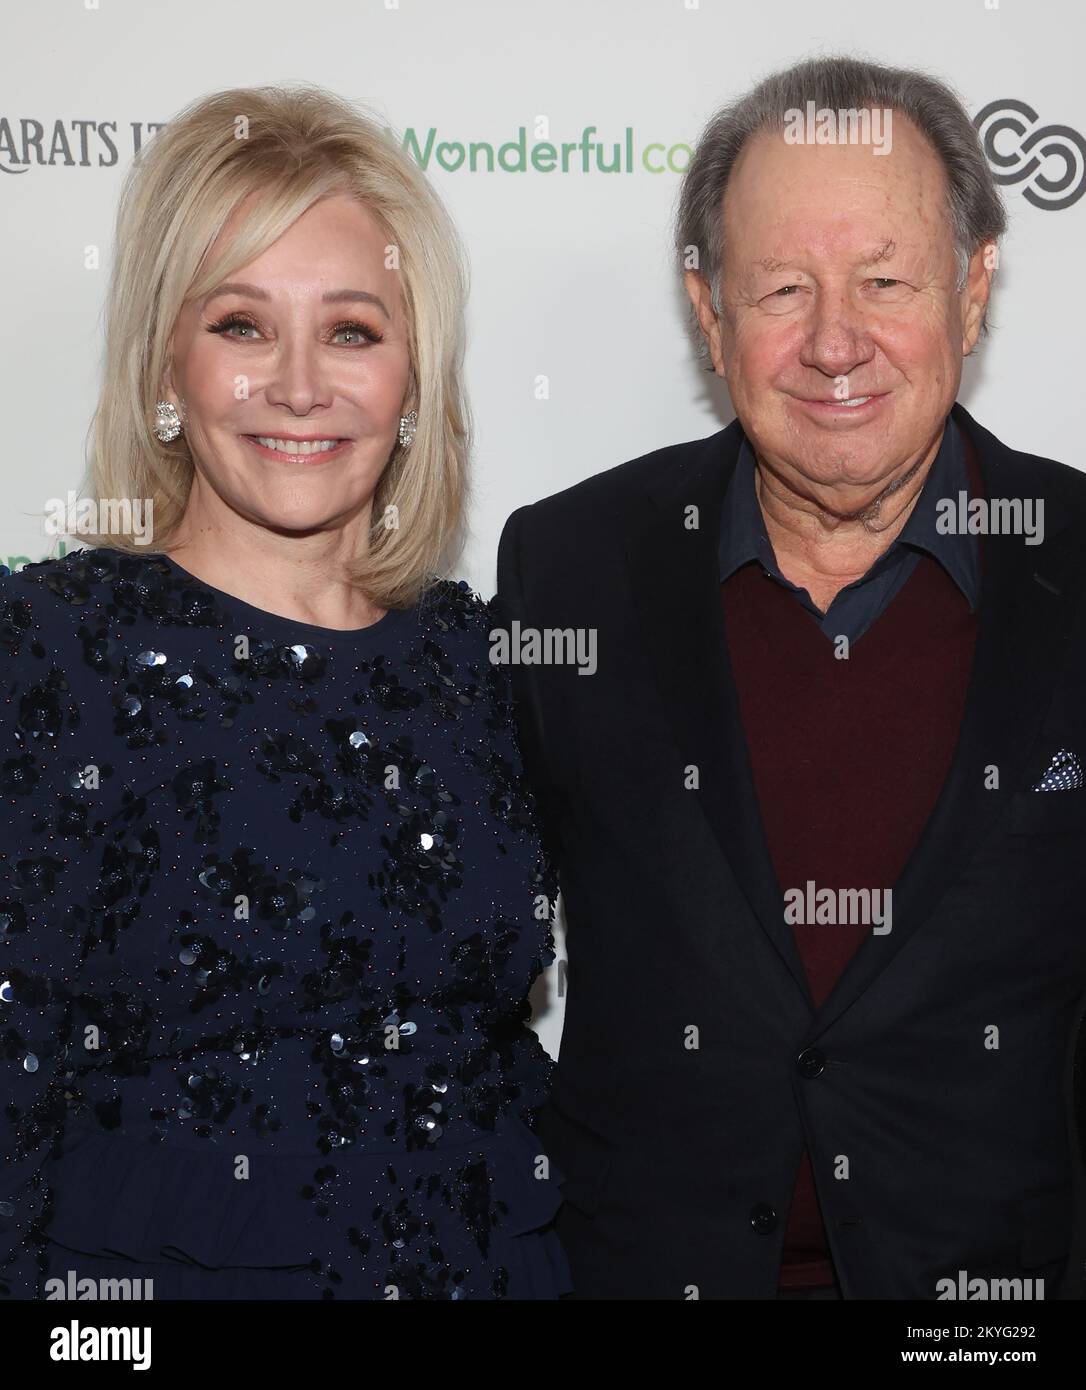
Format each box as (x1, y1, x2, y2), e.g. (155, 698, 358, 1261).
(2, 0, 1083, 1057)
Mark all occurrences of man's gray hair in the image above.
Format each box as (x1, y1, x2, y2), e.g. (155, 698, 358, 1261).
(675, 54, 1005, 346)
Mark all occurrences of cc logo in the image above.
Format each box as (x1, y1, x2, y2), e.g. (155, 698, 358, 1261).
(974, 99, 1086, 210)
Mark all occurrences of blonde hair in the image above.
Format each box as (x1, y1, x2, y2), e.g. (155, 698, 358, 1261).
(81, 83, 471, 609)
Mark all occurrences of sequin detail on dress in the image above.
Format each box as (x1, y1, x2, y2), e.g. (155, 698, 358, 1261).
(0, 549, 568, 1300)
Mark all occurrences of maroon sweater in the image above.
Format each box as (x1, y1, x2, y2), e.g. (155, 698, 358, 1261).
(719, 453, 981, 1290)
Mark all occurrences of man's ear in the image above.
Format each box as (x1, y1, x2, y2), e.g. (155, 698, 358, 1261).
(683, 270, 726, 375)
(961, 241, 996, 357)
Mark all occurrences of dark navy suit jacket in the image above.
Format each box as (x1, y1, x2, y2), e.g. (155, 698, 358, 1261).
(497, 402, 1086, 1299)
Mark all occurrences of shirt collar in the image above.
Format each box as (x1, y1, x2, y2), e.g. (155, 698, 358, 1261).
(717, 413, 979, 611)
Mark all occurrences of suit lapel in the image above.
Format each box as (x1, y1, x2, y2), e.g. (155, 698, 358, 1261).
(811, 404, 1086, 1036)
(623, 425, 814, 1006)
(623, 405, 1086, 1032)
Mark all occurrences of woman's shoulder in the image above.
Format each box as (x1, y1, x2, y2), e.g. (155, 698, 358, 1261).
(4, 546, 143, 607)
(416, 576, 500, 644)
(0, 549, 115, 652)
(412, 578, 512, 703)
(4, 547, 218, 628)
(0, 548, 221, 674)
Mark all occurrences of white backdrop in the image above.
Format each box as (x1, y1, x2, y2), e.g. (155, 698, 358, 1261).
(3, 0, 1084, 1057)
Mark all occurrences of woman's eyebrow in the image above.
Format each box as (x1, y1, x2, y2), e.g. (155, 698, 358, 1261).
(203, 281, 390, 318)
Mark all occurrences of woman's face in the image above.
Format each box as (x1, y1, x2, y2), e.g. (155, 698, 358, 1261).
(164, 192, 412, 538)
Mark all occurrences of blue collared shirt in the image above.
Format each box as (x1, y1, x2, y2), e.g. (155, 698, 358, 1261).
(717, 415, 979, 643)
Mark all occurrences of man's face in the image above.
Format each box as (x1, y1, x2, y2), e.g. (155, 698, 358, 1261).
(685, 115, 992, 510)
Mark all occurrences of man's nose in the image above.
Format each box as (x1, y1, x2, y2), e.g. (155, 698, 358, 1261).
(800, 287, 874, 378)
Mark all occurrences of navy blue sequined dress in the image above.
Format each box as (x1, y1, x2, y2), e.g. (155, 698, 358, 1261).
(0, 548, 571, 1300)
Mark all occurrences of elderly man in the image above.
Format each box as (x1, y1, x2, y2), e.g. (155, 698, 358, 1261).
(497, 54, 1086, 1299)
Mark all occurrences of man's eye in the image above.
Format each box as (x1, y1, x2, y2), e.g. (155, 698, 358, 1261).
(871, 278, 899, 288)
(774, 284, 800, 296)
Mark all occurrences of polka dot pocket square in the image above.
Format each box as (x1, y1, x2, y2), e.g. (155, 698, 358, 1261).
(1031, 749, 1085, 791)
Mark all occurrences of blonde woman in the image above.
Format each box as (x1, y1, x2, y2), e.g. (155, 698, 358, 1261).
(0, 85, 570, 1300)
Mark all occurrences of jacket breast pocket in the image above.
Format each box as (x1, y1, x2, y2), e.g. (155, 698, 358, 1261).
(1001, 791, 1086, 837)
(536, 1100, 616, 1218)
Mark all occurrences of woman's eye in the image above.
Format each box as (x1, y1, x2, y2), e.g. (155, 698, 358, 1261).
(871, 278, 899, 289)
(330, 321, 383, 346)
(206, 315, 382, 345)
(208, 315, 262, 339)
(774, 284, 800, 296)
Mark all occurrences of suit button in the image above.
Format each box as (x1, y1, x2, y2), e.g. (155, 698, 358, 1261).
(797, 1047, 825, 1078)
(750, 1203, 777, 1234)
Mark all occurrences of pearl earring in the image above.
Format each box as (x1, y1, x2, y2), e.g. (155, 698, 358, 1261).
(153, 401, 183, 443)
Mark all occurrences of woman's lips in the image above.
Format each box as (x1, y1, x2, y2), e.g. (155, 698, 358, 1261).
(241, 435, 353, 462)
